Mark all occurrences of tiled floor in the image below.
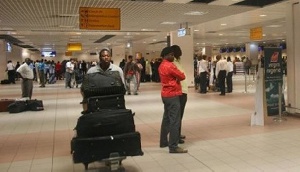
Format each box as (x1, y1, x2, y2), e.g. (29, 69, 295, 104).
(1, 75, 300, 172)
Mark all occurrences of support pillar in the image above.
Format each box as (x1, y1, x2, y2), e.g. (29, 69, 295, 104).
(286, 1, 300, 113)
(170, 29, 194, 87)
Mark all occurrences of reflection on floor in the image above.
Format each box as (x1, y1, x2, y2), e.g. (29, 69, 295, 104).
(1, 75, 300, 172)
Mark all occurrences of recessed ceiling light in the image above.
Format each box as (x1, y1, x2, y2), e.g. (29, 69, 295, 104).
(15, 36, 25, 38)
(221, 23, 227, 26)
(260, 14, 267, 17)
(58, 14, 78, 17)
(141, 28, 154, 31)
(267, 25, 281, 28)
(194, 29, 199, 32)
(184, 11, 208, 16)
(263, 34, 266, 37)
(59, 25, 74, 28)
(161, 22, 176, 25)
(219, 34, 223, 36)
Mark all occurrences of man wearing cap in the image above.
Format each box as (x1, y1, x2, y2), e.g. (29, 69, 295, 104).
(158, 46, 188, 154)
(17, 58, 34, 99)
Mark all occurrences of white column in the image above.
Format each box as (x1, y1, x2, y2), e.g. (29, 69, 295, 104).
(0, 40, 8, 78)
(245, 42, 259, 65)
(111, 45, 126, 66)
(286, 1, 300, 113)
(204, 46, 213, 57)
(170, 29, 194, 87)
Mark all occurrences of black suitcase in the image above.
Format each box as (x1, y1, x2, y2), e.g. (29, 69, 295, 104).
(71, 132, 144, 169)
(81, 71, 126, 98)
(86, 94, 125, 112)
(75, 109, 135, 138)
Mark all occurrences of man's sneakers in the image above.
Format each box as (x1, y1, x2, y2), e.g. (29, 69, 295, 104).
(169, 147, 188, 153)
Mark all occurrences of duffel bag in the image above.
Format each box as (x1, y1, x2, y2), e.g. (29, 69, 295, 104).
(8, 101, 27, 113)
(26, 99, 44, 111)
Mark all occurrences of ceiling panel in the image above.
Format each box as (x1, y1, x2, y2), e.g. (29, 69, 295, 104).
(0, 0, 289, 53)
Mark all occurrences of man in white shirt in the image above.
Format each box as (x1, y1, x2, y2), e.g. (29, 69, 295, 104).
(6, 60, 16, 84)
(17, 58, 34, 99)
(216, 55, 227, 96)
(226, 57, 234, 93)
(197, 55, 209, 94)
(65, 58, 75, 88)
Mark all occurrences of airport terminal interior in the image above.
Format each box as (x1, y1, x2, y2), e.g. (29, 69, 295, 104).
(1, 75, 300, 172)
(1, 0, 300, 172)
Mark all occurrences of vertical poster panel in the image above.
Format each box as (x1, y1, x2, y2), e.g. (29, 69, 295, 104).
(264, 48, 285, 116)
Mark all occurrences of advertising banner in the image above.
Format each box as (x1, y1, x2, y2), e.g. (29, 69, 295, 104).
(264, 48, 285, 116)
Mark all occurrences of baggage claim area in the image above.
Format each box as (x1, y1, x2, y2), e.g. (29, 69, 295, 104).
(1, 0, 300, 171)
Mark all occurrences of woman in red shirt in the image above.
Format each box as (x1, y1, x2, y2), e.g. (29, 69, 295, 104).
(158, 47, 187, 154)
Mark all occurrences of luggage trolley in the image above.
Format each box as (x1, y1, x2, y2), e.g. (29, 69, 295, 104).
(102, 153, 126, 171)
(71, 97, 143, 171)
(71, 132, 143, 171)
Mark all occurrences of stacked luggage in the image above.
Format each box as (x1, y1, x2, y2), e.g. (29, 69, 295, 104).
(71, 71, 143, 170)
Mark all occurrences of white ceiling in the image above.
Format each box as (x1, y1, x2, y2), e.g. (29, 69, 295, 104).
(0, 0, 289, 54)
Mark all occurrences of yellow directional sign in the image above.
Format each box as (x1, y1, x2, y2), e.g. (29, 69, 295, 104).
(250, 27, 263, 40)
(79, 7, 120, 30)
(67, 43, 82, 51)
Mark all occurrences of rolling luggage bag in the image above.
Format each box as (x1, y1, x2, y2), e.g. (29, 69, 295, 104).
(86, 94, 125, 112)
(71, 132, 144, 169)
(75, 109, 135, 138)
(0, 99, 15, 112)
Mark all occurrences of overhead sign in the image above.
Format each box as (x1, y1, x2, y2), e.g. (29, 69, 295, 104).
(67, 43, 82, 51)
(79, 7, 120, 30)
(65, 51, 72, 56)
(177, 28, 186, 37)
(250, 27, 263, 40)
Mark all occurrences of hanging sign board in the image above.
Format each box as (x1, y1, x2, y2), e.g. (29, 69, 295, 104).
(264, 48, 285, 116)
(65, 51, 72, 56)
(79, 7, 120, 30)
(250, 27, 263, 40)
(67, 43, 82, 51)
